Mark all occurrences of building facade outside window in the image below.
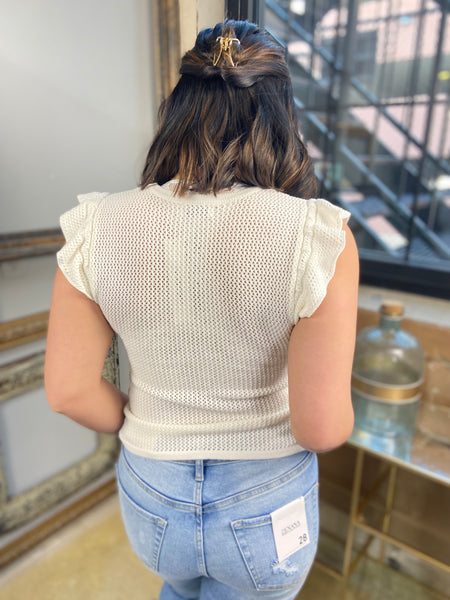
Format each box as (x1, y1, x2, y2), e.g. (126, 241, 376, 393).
(227, 0, 450, 298)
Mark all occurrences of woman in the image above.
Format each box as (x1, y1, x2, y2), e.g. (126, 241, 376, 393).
(45, 20, 358, 600)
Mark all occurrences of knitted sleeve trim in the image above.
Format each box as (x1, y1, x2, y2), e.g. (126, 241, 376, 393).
(56, 192, 109, 301)
(292, 199, 350, 321)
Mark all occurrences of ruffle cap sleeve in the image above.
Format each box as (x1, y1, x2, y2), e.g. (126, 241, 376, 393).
(293, 198, 351, 320)
(56, 192, 108, 301)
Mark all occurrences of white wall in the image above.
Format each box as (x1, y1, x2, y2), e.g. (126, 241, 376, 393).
(0, 0, 156, 500)
(0, 0, 156, 232)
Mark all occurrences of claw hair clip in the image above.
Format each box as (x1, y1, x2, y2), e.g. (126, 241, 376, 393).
(213, 36, 240, 67)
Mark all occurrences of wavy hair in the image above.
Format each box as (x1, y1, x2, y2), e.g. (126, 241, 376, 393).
(140, 20, 317, 198)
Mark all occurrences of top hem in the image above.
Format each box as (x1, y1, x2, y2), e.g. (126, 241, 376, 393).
(118, 436, 306, 461)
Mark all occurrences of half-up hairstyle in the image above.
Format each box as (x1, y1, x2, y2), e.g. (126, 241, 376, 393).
(140, 20, 317, 198)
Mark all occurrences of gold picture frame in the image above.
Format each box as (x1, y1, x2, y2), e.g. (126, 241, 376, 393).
(0, 229, 64, 262)
(0, 337, 120, 535)
(0, 312, 49, 352)
(153, 0, 181, 102)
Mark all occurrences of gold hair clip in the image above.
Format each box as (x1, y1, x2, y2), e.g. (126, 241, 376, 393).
(213, 36, 240, 67)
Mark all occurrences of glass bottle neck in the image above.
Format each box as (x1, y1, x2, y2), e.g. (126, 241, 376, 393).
(379, 314, 402, 330)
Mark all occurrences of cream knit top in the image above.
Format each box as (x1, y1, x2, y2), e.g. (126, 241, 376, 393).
(57, 184, 350, 459)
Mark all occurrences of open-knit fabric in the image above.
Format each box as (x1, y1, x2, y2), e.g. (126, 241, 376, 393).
(57, 184, 350, 459)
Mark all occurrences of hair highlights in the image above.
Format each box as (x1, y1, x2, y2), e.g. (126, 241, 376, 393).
(141, 20, 317, 198)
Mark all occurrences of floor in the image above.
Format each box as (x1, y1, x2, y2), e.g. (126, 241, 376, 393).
(0, 495, 444, 600)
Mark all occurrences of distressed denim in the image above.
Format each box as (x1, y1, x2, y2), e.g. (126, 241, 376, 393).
(115, 447, 319, 600)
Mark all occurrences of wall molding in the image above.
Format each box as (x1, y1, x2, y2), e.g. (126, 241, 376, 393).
(0, 312, 49, 352)
(0, 230, 64, 262)
(153, 0, 181, 103)
(0, 352, 45, 404)
(0, 337, 120, 534)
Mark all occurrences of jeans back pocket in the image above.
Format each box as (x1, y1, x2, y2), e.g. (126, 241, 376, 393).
(116, 477, 168, 573)
(231, 483, 319, 591)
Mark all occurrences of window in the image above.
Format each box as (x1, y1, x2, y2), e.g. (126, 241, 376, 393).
(322, 30, 377, 84)
(227, 0, 450, 298)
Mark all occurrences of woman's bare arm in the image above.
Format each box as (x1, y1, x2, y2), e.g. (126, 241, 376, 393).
(288, 223, 359, 453)
(44, 268, 128, 433)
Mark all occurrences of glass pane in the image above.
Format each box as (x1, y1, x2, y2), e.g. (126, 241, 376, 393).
(263, 0, 450, 291)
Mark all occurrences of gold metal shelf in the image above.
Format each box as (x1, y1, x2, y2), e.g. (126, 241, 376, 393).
(339, 431, 450, 595)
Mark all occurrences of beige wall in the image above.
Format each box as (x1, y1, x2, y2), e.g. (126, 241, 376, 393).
(179, 0, 225, 55)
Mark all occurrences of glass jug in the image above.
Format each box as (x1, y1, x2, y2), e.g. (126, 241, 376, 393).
(351, 301, 424, 444)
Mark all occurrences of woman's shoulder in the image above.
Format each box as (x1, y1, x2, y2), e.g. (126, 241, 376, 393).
(96, 186, 145, 205)
(88, 186, 165, 217)
(255, 188, 349, 220)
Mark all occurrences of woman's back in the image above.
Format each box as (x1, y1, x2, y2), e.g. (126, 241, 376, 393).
(57, 183, 350, 458)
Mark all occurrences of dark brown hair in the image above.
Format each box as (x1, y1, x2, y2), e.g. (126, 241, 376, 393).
(140, 20, 317, 198)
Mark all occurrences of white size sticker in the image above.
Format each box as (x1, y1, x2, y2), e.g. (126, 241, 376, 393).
(271, 497, 310, 562)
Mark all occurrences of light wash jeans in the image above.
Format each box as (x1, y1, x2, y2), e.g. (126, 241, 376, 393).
(115, 446, 319, 600)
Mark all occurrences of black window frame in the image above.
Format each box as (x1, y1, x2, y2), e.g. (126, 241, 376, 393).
(226, 0, 450, 299)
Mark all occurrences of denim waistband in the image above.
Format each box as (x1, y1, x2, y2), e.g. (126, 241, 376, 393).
(169, 452, 310, 466)
(118, 446, 316, 510)
(170, 459, 236, 465)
